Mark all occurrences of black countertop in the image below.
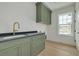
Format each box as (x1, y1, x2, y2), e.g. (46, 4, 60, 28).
(0, 32, 45, 42)
(0, 31, 37, 37)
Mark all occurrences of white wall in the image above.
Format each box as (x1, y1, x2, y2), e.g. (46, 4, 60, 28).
(47, 4, 76, 46)
(0, 2, 46, 33)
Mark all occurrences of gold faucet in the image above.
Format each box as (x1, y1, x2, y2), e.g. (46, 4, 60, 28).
(13, 22, 20, 35)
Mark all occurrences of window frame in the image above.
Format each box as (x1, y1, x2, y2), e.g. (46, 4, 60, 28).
(58, 12, 73, 36)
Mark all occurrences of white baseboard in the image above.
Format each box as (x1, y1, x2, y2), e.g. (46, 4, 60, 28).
(46, 39, 76, 47)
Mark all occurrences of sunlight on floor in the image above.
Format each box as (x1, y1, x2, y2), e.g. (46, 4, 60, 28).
(38, 40, 77, 56)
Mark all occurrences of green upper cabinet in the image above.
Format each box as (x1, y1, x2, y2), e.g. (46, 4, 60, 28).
(36, 2, 51, 25)
(36, 2, 42, 22)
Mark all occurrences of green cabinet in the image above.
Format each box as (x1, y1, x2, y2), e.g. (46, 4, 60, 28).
(31, 34, 45, 56)
(36, 2, 51, 25)
(18, 38, 30, 56)
(0, 34, 45, 56)
(0, 46, 18, 56)
(0, 37, 31, 56)
(36, 3, 41, 22)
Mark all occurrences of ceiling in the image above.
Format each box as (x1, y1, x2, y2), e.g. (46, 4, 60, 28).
(44, 2, 74, 10)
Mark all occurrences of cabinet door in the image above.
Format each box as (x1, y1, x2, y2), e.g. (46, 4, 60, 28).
(31, 36, 39, 55)
(18, 38, 31, 56)
(41, 4, 51, 25)
(0, 46, 18, 56)
(41, 4, 47, 24)
(31, 35, 45, 56)
(36, 3, 42, 22)
(21, 42, 30, 56)
(39, 34, 45, 48)
(46, 9, 51, 24)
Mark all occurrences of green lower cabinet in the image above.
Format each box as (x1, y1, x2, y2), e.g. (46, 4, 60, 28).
(0, 46, 18, 56)
(31, 35, 45, 56)
(0, 37, 31, 56)
(18, 38, 30, 56)
(0, 34, 45, 56)
(21, 43, 30, 56)
(15, 37, 31, 56)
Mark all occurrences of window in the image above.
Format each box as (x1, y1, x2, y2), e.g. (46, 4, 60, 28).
(58, 13, 72, 35)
